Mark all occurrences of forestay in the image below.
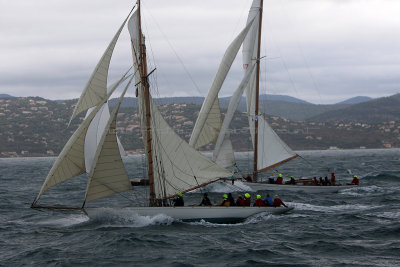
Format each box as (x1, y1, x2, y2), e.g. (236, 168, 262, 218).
(189, 17, 256, 149)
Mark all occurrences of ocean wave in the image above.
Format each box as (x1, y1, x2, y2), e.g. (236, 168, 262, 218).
(339, 185, 390, 196)
(35, 213, 89, 228)
(289, 202, 381, 213)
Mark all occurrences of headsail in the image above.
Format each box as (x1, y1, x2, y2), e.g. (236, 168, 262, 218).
(189, 17, 256, 149)
(84, 77, 133, 203)
(84, 72, 132, 172)
(243, 0, 261, 148)
(33, 83, 121, 204)
(69, 11, 133, 125)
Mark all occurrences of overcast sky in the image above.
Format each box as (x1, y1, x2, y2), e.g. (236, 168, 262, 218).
(1, 0, 399, 104)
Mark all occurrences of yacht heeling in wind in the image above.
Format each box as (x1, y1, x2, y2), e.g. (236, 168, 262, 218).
(31, 0, 293, 223)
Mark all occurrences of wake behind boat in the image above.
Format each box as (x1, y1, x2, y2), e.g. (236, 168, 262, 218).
(30, 0, 293, 223)
(242, 182, 356, 193)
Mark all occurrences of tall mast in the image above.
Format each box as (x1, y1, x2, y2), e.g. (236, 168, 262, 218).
(253, 0, 263, 182)
(138, 0, 155, 205)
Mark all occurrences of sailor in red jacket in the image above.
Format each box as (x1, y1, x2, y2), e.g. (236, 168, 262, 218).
(276, 173, 283, 184)
(273, 195, 287, 207)
(350, 175, 359, 185)
(243, 193, 251, 206)
(253, 195, 265, 207)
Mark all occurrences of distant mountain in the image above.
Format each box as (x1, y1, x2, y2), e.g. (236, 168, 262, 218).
(0, 94, 14, 98)
(336, 96, 373, 105)
(109, 94, 328, 121)
(309, 94, 400, 123)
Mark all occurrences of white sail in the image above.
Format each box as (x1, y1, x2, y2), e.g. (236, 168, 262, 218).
(257, 115, 298, 172)
(149, 97, 232, 199)
(243, 0, 261, 147)
(69, 12, 131, 124)
(212, 63, 257, 165)
(84, 78, 133, 202)
(189, 17, 256, 149)
(127, 10, 149, 155)
(214, 133, 235, 168)
(34, 86, 120, 202)
(84, 73, 131, 172)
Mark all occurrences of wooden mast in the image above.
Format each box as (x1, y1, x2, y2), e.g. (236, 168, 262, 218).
(253, 0, 263, 183)
(138, 0, 155, 205)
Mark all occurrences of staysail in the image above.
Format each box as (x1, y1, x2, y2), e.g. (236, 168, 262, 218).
(84, 78, 133, 202)
(84, 72, 131, 172)
(189, 17, 256, 149)
(69, 11, 132, 124)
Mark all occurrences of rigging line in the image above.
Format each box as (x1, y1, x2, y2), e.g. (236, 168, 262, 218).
(142, 2, 203, 96)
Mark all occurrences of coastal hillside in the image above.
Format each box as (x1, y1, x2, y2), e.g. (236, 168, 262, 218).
(0, 94, 399, 157)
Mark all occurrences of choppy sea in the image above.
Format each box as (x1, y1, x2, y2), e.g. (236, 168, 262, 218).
(1, 149, 399, 266)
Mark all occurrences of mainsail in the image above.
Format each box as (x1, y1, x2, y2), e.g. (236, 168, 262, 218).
(149, 96, 232, 199)
(256, 115, 298, 172)
(243, 0, 261, 148)
(189, 17, 256, 149)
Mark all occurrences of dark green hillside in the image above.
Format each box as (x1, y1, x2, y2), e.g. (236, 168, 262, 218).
(309, 94, 400, 123)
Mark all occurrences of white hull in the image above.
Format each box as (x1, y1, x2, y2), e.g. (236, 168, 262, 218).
(243, 182, 356, 193)
(85, 206, 293, 223)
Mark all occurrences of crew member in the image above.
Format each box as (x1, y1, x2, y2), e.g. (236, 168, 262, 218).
(276, 174, 283, 184)
(199, 193, 212, 206)
(273, 195, 287, 207)
(173, 192, 184, 206)
(253, 195, 265, 207)
(350, 175, 359, 185)
(218, 194, 230, 206)
(243, 193, 251, 206)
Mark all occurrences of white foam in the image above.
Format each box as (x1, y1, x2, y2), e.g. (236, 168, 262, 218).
(369, 211, 400, 220)
(88, 208, 175, 227)
(289, 202, 380, 213)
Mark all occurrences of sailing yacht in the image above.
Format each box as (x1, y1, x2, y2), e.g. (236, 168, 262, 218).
(190, 0, 356, 193)
(31, 1, 293, 223)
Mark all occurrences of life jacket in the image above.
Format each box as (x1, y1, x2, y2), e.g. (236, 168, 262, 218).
(273, 198, 283, 207)
(276, 177, 283, 184)
(236, 197, 245, 206)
